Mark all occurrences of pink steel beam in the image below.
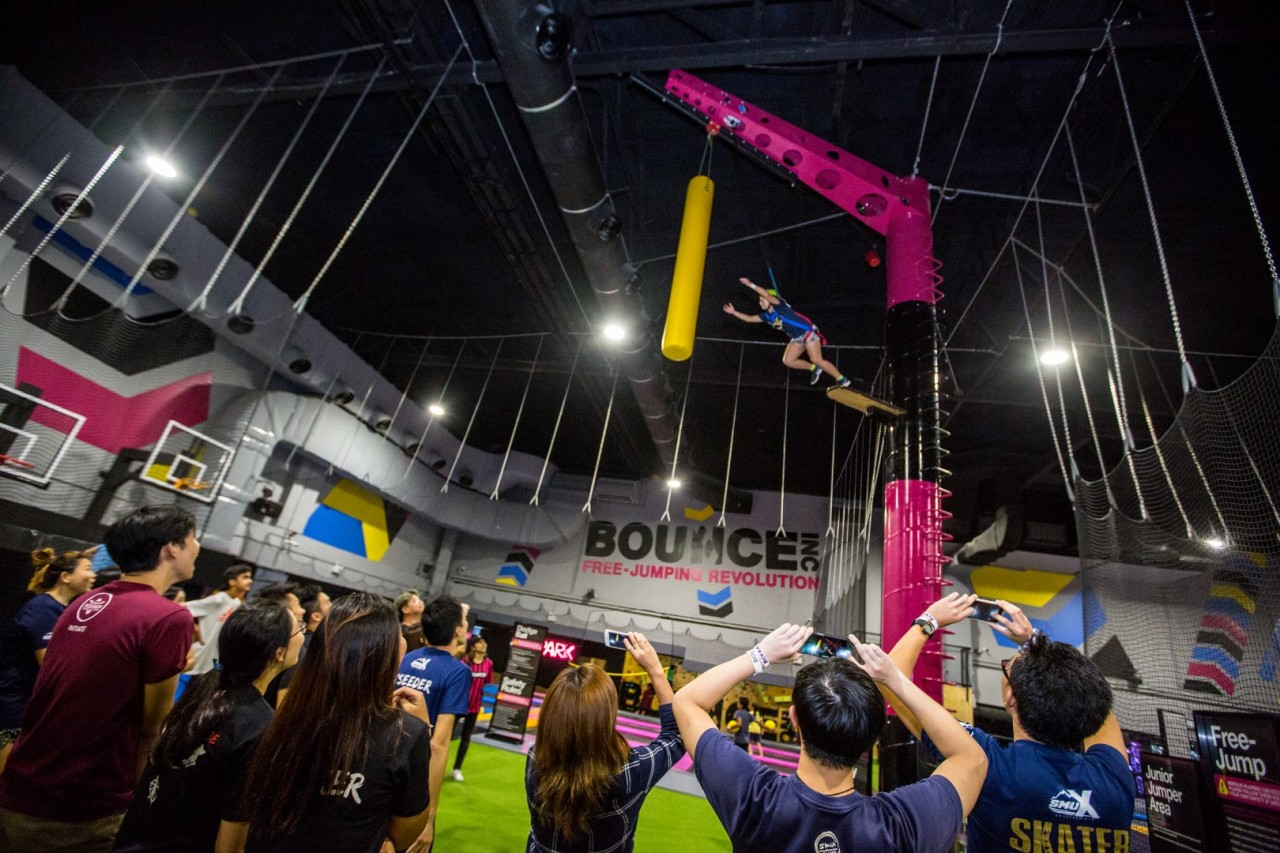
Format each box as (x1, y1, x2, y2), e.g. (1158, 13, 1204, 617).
(663, 70, 948, 700)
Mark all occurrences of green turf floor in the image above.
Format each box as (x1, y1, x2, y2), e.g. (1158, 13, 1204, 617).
(435, 739, 732, 851)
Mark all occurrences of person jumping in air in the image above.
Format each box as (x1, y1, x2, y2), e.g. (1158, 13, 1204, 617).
(723, 276, 852, 388)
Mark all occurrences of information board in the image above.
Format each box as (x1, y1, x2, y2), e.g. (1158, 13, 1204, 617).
(1194, 711, 1280, 853)
(1140, 752, 1207, 852)
(487, 622, 546, 744)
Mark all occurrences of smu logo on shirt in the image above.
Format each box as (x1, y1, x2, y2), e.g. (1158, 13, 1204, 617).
(76, 592, 113, 622)
(813, 831, 841, 852)
(1048, 789, 1100, 820)
(411, 656, 429, 671)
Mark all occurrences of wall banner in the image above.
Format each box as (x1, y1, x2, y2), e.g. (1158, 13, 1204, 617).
(1140, 752, 1207, 853)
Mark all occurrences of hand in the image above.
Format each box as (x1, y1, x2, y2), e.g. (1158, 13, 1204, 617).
(722, 303, 736, 315)
(739, 277, 755, 289)
(392, 686, 430, 724)
(991, 601, 1034, 645)
(927, 592, 977, 629)
(379, 839, 395, 853)
(623, 632, 665, 678)
(406, 819, 434, 853)
(848, 635, 904, 689)
(757, 623, 813, 665)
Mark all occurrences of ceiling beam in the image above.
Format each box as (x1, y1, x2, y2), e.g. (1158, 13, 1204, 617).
(79, 20, 1275, 110)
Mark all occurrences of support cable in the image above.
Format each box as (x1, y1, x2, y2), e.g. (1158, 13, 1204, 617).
(492, 336, 545, 500)
(531, 339, 583, 506)
(660, 355, 695, 523)
(442, 337, 503, 493)
(583, 366, 621, 515)
(716, 344, 745, 528)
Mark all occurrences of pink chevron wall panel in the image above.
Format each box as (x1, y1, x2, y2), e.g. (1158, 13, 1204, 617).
(17, 347, 212, 454)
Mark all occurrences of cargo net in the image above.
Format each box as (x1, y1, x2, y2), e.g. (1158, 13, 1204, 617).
(1077, 321, 1280, 745)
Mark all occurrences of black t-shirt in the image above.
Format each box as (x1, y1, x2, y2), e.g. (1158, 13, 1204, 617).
(246, 711, 431, 853)
(116, 685, 274, 852)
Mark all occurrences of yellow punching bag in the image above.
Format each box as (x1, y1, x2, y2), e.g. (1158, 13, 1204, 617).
(662, 175, 715, 361)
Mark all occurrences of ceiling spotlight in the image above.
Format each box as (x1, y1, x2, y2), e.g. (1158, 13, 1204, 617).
(535, 12, 572, 63)
(602, 322, 627, 343)
(145, 155, 178, 178)
(1204, 536, 1226, 551)
(428, 403, 445, 417)
(1039, 348, 1070, 366)
(666, 478, 683, 490)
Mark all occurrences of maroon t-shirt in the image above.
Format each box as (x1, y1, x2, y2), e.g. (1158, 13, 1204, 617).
(0, 579, 193, 820)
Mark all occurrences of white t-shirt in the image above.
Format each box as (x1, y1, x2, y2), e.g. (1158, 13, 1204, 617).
(184, 592, 242, 675)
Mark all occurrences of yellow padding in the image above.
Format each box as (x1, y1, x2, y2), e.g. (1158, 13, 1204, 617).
(684, 504, 715, 521)
(662, 175, 715, 362)
(970, 565, 1073, 609)
(1210, 583, 1256, 614)
(322, 479, 387, 529)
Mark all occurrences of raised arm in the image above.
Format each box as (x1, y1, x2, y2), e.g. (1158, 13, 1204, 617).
(883, 592, 976, 737)
(850, 636, 987, 816)
(723, 303, 762, 323)
(672, 623, 812, 760)
(739, 276, 780, 305)
(625, 632, 675, 706)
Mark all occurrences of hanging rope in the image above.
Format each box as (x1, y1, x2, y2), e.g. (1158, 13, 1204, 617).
(931, 0, 1017, 227)
(1012, 240, 1074, 504)
(387, 338, 433, 436)
(0, 146, 123, 301)
(53, 74, 228, 318)
(717, 344, 745, 529)
(294, 46, 462, 315)
(1034, 195, 1081, 497)
(826, 385, 838, 538)
(396, 340, 467, 488)
(1127, 349, 1195, 537)
(227, 53, 388, 317)
(1054, 270, 1118, 509)
(531, 339, 582, 506)
(190, 54, 347, 314)
(912, 55, 941, 178)
(583, 366, 621, 516)
(116, 67, 284, 314)
(442, 338, 504, 494)
(0, 154, 69, 241)
(660, 356, 695, 523)
(777, 371, 790, 537)
(1064, 121, 1147, 518)
(1183, 0, 1279, 314)
(1106, 25, 1195, 390)
(491, 336, 545, 500)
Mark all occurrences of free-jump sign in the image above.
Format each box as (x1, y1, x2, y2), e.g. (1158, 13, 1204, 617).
(1194, 711, 1280, 853)
(486, 622, 546, 745)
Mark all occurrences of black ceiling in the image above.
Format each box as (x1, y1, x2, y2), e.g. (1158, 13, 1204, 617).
(5, 1, 1278, 554)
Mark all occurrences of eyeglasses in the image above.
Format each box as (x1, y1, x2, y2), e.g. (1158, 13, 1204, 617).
(292, 623, 307, 637)
(1000, 657, 1015, 680)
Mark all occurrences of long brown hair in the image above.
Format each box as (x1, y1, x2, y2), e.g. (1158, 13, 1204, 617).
(533, 664, 629, 841)
(240, 592, 402, 835)
(27, 548, 84, 593)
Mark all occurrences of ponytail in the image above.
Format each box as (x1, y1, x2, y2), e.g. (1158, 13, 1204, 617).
(27, 547, 83, 593)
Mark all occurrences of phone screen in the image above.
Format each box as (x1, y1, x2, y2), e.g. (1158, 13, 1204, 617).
(799, 632, 855, 660)
(470, 625, 483, 638)
(971, 598, 1005, 622)
(603, 630, 629, 650)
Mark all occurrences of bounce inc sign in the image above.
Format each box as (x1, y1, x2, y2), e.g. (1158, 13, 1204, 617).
(581, 520, 822, 591)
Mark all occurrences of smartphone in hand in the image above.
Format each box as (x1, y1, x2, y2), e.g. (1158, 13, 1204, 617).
(970, 598, 1006, 622)
(604, 630, 629, 650)
(799, 632, 856, 660)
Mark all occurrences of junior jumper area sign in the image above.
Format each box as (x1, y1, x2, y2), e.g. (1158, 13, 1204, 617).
(581, 521, 822, 591)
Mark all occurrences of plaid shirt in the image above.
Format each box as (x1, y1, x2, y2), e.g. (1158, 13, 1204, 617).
(525, 703, 685, 852)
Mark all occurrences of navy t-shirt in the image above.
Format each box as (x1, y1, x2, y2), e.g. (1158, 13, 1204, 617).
(923, 724, 1135, 853)
(394, 647, 470, 726)
(0, 593, 65, 729)
(695, 729, 962, 853)
(759, 299, 817, 339)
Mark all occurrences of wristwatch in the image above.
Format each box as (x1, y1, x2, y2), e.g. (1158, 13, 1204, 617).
(912, 613, 938, 637)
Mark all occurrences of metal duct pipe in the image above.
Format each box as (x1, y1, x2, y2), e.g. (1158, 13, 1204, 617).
(472, 0, 679, 467)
